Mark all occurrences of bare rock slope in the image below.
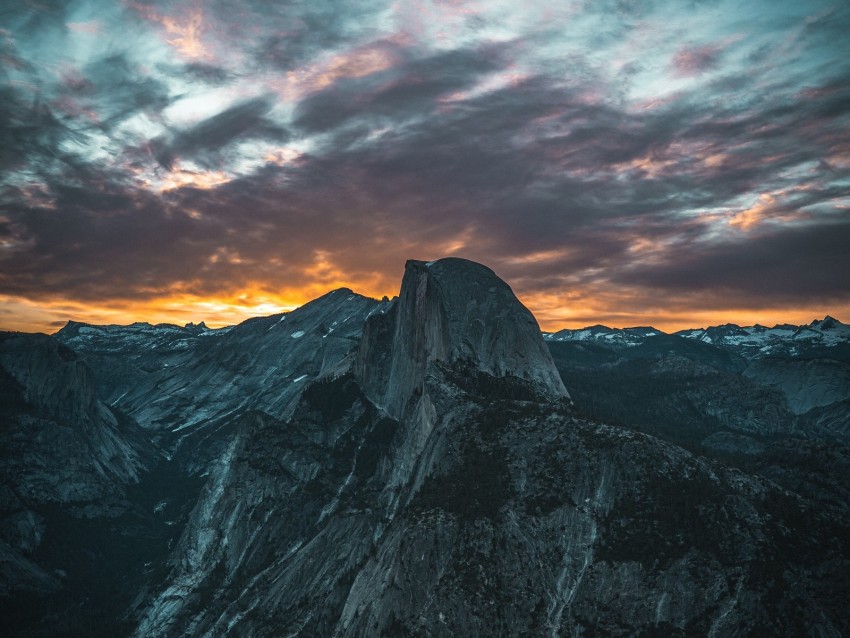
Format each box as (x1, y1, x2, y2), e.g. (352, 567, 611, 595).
(132, 259, 850, 637)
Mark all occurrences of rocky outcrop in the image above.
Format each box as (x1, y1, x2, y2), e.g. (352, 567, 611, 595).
(0, 334, 153, 506)
(134, 363, 850, 637)
(356, 258, 567, 419)
(56, 289, 390, 466)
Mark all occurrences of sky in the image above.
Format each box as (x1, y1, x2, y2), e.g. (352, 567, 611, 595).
(1, 0, 849, 333)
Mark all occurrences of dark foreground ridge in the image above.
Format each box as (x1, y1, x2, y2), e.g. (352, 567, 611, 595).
(2, 258, 849, 637)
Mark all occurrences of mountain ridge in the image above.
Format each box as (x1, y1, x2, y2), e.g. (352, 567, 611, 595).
(2, 258, 849, 636)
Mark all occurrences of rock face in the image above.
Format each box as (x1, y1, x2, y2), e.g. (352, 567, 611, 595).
(356, 258, 567, 419)
(4, 259, 850, 637)
(133, 259, 573, 636)
(56, 289, 389, 436)
(128, 259, 850, 637)
(0, 334, 152, 507)
(54, 289, 392, 484)
(744, 358, 850, 414)
(0, 333, 161, 633)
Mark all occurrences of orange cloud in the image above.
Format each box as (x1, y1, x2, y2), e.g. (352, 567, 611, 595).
(272, 43, 398, 102)
(312, 47, 396, 90)
(504, 249, 569, 265)
(159, 167, 232, 192)
(134, 2, 211, 61)
(728, 193, 776, 230)
(132, 162, 233, 192)
(263, 147, 303, 166)
(728, 192, 811, 231)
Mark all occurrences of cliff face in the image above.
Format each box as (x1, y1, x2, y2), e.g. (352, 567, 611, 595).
(56, 289, 389, 437)
(356, 258, 567, 420)
(135, 360, 850, 638)
(744, 358, 850, 415)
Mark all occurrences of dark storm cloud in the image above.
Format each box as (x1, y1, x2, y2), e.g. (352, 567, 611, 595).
(617, 221, 850, 302)
(0, 52, 171, 183)
(0, 1, 73, 37)
(0, 85, 86, 174)
(5, 52, 849, 309)
(152, 96, 287, 169)
(238, 0, 388, 71)
(0, 183, 192, 300)
(254, 27, 344, 72)
(79, 53, 172, 128)
(274, 54, 850, 295)
(180, 62, 231, 84)
(0, 28, 33, 73)
(293, 45, 507, 134)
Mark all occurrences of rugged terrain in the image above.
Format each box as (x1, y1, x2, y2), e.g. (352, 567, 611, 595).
(2, 258, 849, 636)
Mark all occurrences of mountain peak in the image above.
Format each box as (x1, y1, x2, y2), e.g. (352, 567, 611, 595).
(356, 257, 568, 418)
(812, 315, 841, 330)
(54, 320, 89, 337)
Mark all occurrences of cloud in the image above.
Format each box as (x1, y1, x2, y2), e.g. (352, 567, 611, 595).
(2, 0, 850, 333)
(151, 96, 287, 169)
(180, 62, 231, 84)
(615, 220, 850, 303)
(78, 53, 173, 128)
(671, 44, 722, 76)
(292, 44, 507, 133)
(0, 87, 86, 175)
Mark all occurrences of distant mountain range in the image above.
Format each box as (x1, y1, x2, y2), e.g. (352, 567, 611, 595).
(544, 315, 850, 359)
(2, 261, 849, 637)
(58, 313, 850, 365)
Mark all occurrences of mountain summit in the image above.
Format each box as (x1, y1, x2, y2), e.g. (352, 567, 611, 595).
(356, 258, 568, 419)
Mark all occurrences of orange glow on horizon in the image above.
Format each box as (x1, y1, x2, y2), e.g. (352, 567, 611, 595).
(0, 284, 388, 335)
(2, 284, 847, 337)
(524, 289, 850, 333)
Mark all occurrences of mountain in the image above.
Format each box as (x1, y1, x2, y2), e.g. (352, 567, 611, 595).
(544, 317, 850, 445)
(0, 333, 160, 633)
(674, 315, 850, 360)
(544, 324, 662, 349)
(3, 260, 850, 636)
(545, 316, 850, 362)
(355, 258, 568, 419)
(134, 259, 850, 636)
(55, 290, 391, 464)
